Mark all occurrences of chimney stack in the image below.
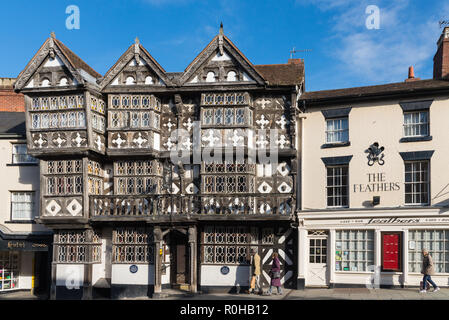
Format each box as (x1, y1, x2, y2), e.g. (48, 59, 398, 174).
(433, 27, 449, 80)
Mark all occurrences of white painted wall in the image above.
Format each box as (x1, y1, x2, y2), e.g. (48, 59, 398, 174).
(302, 96, 449, 210)
(19, 252, 33, 289)
(0, 139, 48, 233)
(111, 264, 154, 285)
(200, 265, 250, 286)
(56, 264, 84, 288)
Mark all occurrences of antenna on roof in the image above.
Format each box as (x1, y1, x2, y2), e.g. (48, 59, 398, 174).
(290, 47, 312, 59)
(219, 22, 224, 35)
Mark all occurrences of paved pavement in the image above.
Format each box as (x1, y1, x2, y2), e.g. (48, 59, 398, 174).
(1, 287, 449, 300)
(152, 287, 449, 300)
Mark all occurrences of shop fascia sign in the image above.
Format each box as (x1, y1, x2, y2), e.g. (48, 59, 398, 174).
(305, 217, 449, 226)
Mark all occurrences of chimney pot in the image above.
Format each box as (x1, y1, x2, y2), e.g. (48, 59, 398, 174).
(405, 66, 420, 82)
(408, 66, 415, 79)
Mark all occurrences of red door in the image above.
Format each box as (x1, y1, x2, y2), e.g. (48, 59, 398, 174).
(382, 233, 401, 271)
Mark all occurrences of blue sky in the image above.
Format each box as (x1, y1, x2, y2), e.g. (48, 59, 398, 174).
(0, 0, 448, 91)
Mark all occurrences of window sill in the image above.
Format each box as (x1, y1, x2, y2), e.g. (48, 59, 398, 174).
(5, 220, 36, 224)
(7, 163, 39, 167)
(399, 136, 432, 143)
(321, 142, 350, 149)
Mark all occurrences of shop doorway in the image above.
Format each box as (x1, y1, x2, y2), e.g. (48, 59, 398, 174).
(307, 231, 329, 287)
(381, 232, 402, 272)
(169, 230, 189, 289)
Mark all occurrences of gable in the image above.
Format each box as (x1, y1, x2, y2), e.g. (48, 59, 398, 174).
(24, 55, 79, 88)
(100, 40, 172, 89)
(180, 31, 265, 86)
(15, 35, 100, 91)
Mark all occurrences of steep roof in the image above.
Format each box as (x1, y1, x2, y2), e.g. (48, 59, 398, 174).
(301, 79, 449, 104)
(255, 59, 304, 86)
(54, 39, 101, 79)
(15, 35, 102, 90)
(0, 112, 25, 135)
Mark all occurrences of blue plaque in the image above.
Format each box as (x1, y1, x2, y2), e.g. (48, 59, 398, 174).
(130, 265, 138, 273)
(220, 266, 230, 275)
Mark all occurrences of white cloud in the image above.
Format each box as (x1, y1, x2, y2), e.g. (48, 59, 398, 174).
(301, 0, 449, 88)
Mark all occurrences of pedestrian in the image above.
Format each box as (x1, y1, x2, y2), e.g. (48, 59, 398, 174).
(266, 252, 282, 295)
(420, 249, 440, 293)
(249, 248, 261, 294)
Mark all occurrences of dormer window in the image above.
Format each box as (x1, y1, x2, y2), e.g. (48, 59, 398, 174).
(206, 72, 216, 82)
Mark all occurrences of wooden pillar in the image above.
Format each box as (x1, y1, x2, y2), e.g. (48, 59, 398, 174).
(153, 226, 162, 297)
(82, 229, 93, 300)
(50, 233, 57, 300)
(188, 226, 197, 293)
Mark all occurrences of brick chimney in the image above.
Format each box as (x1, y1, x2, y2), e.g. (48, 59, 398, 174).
(433, 27, 449, 80)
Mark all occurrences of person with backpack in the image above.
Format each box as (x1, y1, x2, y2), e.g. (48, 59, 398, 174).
(420, 249, 440, 293)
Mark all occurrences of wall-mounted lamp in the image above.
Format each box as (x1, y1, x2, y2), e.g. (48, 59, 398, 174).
(372, 196, 380, 206)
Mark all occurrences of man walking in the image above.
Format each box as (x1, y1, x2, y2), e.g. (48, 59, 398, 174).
(420, 249, 440, 293)
(249, 248, 261, 294)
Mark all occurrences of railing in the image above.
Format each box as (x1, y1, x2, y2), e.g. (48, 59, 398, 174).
(89, 194, 294, 217)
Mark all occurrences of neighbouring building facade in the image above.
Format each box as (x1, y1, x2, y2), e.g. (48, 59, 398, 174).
(14, 26, 302, 299)
(0, 78, 52, 295)
(296, 27, 449, 288)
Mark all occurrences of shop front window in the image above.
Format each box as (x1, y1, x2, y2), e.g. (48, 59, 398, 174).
(408, 230, 449, 273)
(335, 230, 374, 272)
(0, 252, 19, 291)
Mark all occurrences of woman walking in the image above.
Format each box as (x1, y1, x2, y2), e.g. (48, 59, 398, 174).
(267, 252, 282, 295)
(420, 249, 440, 293)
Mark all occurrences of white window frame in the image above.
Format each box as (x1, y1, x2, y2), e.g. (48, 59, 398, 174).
(404, 160, 429, 205)
(335, 230, 374, 272)
(10, 191, 35, 221)
(326, 165, 349, 208)
(403, 111, 429, 137)
(325, 117, 349, 143)
(11, 144, 37, 164)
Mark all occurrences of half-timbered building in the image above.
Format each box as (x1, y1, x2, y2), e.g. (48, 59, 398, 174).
(14, 26, 303, 299)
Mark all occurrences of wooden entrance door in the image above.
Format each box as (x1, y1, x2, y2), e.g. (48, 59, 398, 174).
(307, 234, 329, 287)
(170, 231, 189, 286)
(382, 232, 402, 271)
